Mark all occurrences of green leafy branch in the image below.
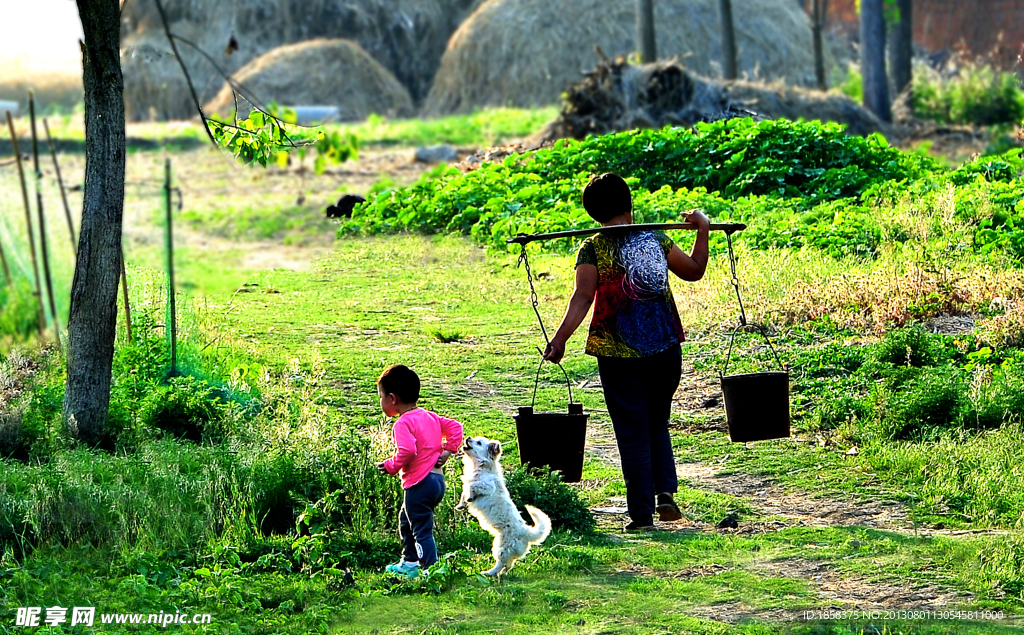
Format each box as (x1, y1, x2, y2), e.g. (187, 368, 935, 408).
(209, 105, 358, 173)
(151, 0, 357, 174)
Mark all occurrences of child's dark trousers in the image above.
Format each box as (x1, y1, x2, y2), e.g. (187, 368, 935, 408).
(399, 471, 445, 567)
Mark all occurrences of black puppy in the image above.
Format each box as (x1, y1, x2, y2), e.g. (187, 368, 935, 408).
(325, 194, 365, 218)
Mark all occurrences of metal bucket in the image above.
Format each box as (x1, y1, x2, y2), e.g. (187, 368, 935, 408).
(719, 324, 790, 443)
(513, 356, 588, 482)
(721, 371, 790, 442)
(514, 403, 589, 482)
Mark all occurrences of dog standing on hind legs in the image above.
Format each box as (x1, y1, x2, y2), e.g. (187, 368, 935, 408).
(456, 436, 551, 576)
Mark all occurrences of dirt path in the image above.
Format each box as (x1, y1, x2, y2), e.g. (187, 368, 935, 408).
(579, 366, 995, 619)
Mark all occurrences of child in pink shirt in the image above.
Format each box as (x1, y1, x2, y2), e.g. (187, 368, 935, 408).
(375, 364, 464, 578)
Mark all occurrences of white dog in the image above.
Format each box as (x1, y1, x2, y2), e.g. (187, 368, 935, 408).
(456, 436, 551, 576)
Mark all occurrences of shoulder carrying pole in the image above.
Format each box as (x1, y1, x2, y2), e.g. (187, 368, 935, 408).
(507, 221, 746, 245)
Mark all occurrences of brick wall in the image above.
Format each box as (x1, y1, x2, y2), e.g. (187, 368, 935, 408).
(814, 0, 1023, 67)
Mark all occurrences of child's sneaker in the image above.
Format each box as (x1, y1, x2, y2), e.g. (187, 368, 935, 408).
(385, 561, 421, 579)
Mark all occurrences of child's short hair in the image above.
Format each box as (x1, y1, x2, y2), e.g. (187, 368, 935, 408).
(378, 364, 420, 403)
(582, 173, 632, 223)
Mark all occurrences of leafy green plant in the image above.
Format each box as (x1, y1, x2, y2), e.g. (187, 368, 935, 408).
(137, 375, 231, 442)
(504, 466, 596, 534)
(838, 64, 863, 104)
(208, 106, 357, 174)
(976, 213, 1024, 261)
(968, 361, 1024, 429)
(875, 366, 968, 440)
(428, 327, 464, 343)
(913, 57, 1024, 126)
(811, 395, 872, 430)
(950, 149, 1023, 186)
(870, 324, 942, 368)
(342, 119, 934, 252)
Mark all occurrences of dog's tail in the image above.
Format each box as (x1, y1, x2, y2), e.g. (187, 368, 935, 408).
(524, 505, 551, 544)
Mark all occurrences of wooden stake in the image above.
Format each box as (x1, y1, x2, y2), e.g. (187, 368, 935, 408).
(6, 109, 45, 332)
(29, 93, 61, 350)
(718, 0, 738, 80)
(812, 0, 827, 90)
(0, 140, 10, 281)
(0, 229, 10, 285)
(43, 118, 77, 255)
(164, 159, 177, 376)
(120, 247, 133, 344)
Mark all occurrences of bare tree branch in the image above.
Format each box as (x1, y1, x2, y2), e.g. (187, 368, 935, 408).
(152, 0, 217, 146)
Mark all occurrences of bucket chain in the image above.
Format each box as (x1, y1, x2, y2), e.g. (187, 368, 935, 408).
(726, 230, 747, 327)
(517, 244, 550, 344)
(518, 245, 574, 407)
(721, 230, 786, 377)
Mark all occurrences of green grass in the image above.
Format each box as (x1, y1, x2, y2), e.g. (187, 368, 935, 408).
(179, 201, 336, 244)
(4, 234, 1023, 634)
(0, 166, 74, 353)
(333, 108, 558, 148)
(9, 106, 554, 154)
(8, 104, 1024, 633)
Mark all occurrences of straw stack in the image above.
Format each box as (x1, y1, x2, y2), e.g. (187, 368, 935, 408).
(121, 0, 484, 120)
(203, 39, 414, 121)
(424, 0, 824, 115)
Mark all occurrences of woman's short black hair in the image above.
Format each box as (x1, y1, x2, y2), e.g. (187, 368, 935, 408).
(377, 364, 420, 403)
(582, 173, 632, 223)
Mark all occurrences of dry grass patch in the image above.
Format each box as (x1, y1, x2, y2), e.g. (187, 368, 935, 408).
(0, 61, 82, 114)
(672, 245, 1024, 338)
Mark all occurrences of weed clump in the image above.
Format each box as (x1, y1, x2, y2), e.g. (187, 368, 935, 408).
(138, 375, 233, 442)
(913, 56, 1024, 126)
(812, 395, 872, 430)
(870, 324, 943, 368)
(877, 367, 968, 440)
(504, 466, 596, 534)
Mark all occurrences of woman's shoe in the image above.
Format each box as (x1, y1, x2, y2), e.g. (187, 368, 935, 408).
(623, 518, 656, 532)
(656, 492, 683, 522)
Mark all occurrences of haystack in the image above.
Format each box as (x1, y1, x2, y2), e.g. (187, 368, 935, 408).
(203, 39, 413, 121)
(423, 0, 823, 115)
(121, 0, 486, 121)
(540, 55, 883, 141)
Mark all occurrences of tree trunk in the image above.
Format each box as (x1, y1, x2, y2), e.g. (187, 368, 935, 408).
(860, 0, 891, 122)
(719, 0, 738, 80)
(636, 0, 657, 63)
(64, 0, 125, 445)
(812, 0, 827, 89)
(890, 0, 913, 107)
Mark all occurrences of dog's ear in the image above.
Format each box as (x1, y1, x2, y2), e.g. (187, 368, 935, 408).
(486, 440, 501, 459)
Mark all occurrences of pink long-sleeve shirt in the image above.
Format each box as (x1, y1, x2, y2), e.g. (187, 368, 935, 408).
(382, 408, 464, 489)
